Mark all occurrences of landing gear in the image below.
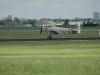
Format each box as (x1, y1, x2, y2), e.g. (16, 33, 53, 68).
(47, 36, 52, 39)
(47, 32, 52, 39)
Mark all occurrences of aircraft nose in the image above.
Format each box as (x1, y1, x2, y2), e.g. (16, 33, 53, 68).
(42, 27, 47, 31)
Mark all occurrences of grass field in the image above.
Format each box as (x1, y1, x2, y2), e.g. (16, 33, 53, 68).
(0, 41, 100, 75)
(0, 29, 100, 39)
(0, 27, 100, 75)
(0, 26, 100, 39)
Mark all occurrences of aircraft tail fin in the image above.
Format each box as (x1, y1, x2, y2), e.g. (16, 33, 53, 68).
(70, 22, 81, 33)
(77, 22, 81, 33)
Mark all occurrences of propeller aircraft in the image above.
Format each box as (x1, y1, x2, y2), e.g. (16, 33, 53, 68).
(40, 22, 81, 39)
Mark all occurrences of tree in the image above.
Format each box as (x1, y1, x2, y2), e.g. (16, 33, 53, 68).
(31, 19, 37, 26)
(22, 19, 37, 26)
(0, 20, 4, 26)
(22, 20, 27, 24)
(63, 19, 69, 25)
(14, 18, 20, 23)
(6, 19, 12, 22)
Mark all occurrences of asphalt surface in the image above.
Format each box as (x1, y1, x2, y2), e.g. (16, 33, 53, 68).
(0, 37, 100, 42)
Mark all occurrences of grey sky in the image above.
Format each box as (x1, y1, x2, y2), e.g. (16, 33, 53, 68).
(0, 0, 100, 19)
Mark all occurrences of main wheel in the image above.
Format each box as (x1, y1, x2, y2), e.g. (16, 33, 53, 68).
(47, 36, 52, 39)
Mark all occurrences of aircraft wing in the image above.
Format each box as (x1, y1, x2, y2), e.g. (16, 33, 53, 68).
(49, 31, 59, 35)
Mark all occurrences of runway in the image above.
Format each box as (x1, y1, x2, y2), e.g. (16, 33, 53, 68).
(0, 37, 100, 42)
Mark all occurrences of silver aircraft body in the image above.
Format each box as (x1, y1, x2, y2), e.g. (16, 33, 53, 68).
(40, 22, 81, 39)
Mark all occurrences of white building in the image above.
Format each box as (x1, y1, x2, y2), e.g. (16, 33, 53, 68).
(36, 20, 55, 26)
(8, 15, 12, 20)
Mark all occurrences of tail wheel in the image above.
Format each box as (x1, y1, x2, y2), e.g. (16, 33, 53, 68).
(47, 36, 52, 39)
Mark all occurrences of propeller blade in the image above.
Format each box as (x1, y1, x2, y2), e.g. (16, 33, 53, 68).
(40, 26, 42, 34)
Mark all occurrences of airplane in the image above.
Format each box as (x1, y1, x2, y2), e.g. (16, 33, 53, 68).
(40, 22, 81, 39)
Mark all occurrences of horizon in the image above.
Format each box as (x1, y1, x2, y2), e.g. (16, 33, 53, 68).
(1, 15, 94, 20)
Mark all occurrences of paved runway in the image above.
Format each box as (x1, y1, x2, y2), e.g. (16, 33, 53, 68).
(0, 37, 100, 42)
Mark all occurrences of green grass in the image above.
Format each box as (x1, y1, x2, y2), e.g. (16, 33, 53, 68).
(0, 41, 100, 75)
(0, 27, 40, 30)
(0, 29, 100, 39)
(0, 41, 100, 56)
(0, 56, 100, 75)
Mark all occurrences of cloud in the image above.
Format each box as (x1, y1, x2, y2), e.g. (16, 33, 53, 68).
(0, 0, 9, 4)
(0, 0, 94, 10)
(34, 0, 46, 8)
(0, 0, 100, 19)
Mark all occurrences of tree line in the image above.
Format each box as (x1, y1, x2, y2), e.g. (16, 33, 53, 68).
(0, 18, 70, 27)
(0, 18, 37, 26)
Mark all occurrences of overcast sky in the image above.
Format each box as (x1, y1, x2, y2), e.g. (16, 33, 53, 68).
(0, 0, 100, 19)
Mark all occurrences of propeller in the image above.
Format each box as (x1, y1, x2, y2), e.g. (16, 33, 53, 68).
(40, 26, 42, 34)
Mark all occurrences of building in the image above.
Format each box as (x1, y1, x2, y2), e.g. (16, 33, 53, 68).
(3, 15, 12, 20)
(93, 12, 99, 20)
(36, 20, 55, 26)
(20, 18, 26, 21)
(8, 15, 12, 20)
